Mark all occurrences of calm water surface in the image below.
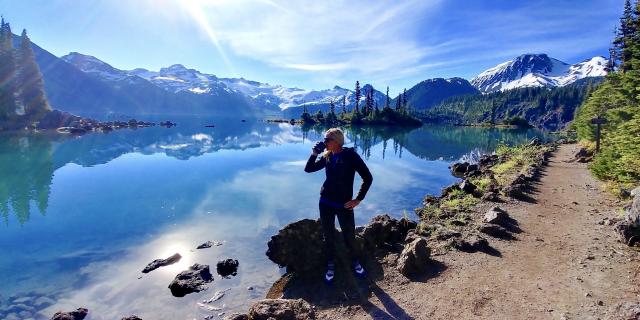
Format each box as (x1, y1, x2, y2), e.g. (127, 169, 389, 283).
(0, 117, 551, 319)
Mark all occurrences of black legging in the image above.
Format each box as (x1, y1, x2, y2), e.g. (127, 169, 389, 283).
(319, 202, 359, 263)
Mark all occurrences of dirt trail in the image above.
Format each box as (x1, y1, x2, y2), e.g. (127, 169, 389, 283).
(319, 144, 640, 320)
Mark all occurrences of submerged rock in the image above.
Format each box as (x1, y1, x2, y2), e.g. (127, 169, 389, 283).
(121, 316, 143, 320)
(248, 299, 316, 320)
(397, 238, 431, 276)
(217, 259, 239, 277)
(142, 253, 182, 273)
(50, 308, 88, 320)
(168, 263, 213, 297)
(197, 240, 223, 249)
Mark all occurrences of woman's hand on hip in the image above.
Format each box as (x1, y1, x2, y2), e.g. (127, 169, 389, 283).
(344, 199, 361, 209)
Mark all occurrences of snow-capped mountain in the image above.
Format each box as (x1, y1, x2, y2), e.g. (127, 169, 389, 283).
(62, 52, 131, 82)
(471, 54, 607, 93)
(217, 79, 357, 110)
(62, 52, 370, 111)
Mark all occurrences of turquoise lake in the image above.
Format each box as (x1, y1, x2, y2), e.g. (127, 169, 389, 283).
(0, 118, 551, 320)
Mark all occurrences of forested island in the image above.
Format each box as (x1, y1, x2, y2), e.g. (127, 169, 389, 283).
(299, 81, 422, 127)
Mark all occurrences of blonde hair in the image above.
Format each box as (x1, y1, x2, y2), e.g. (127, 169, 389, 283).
(322, 128, 345, 158)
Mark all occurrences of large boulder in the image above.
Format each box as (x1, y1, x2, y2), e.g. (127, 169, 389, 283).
(396, 238, 431, 276)
(142, 253, 181, 273)
(168, 263, 213, 297)
(266, 219, 325, 275)
(248, 299, 316, 320)
(50, 308, 88, 320)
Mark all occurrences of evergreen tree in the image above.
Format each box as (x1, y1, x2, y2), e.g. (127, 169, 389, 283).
(613, 0, 636, 71)
(385, 86, 390, 109)
(402, 88, 408, 110)
(364, 86, 373, 116)
(0, 18, 17, 122)
(395, 93, 401, 110)
(341, 95, 346, 114)
(354, 81, 361, 113)
(329, 98, 335, 114)
(16, 29, 49, 121)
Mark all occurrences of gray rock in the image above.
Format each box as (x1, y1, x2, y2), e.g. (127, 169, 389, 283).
(625, 191, 640, 227)
(50, 308, 88, 320)
(121, 316, 143, 320)
(142, 253, 182, 273)
(459, 179, 477, 194)
(397, 238, 431, 276)
(168, 264, 213, 297)
(248, 299, 316, 320)
(483, 207, 509, 225)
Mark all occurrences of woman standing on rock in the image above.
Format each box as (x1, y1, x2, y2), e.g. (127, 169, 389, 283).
(304, 128, 373, 284)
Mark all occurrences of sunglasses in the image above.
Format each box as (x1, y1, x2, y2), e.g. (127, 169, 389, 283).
(323, 137, 333, 143)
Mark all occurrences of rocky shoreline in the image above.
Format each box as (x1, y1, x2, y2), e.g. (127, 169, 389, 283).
(11, 109, 177, 135)
(33, 140, 640, 320)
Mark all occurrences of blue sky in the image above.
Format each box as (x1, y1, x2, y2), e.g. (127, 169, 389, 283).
(0, 0, 622, 94)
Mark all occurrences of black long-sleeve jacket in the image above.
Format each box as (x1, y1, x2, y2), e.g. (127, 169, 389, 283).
(304, 147, 373, 203)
